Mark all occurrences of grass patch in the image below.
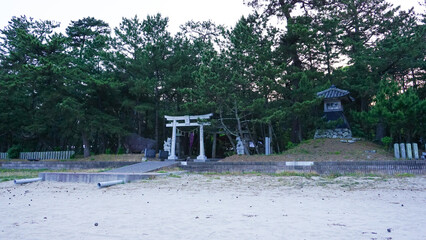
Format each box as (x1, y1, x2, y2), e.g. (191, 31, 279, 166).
(97, 168, 112, 172)
(0, 168, 98, 182)
(157, 170, 168, 173)
(394, 173, 415, 178)
(242, 171, 263, 176)
(0, 168, 49, 182)
(298, 149, 311, 154)
(271, 172, 319, 179)
(200, 171, 232, 176)
(325, 172, 383, 179)
(168, 174, 182, 178)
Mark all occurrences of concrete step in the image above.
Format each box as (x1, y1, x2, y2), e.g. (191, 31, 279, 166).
(107, 161, 178, 173)
(39, 172, 164, 183)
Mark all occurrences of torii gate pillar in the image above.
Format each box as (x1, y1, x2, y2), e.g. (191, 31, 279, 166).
(197, 124, 206, 161)
(165, 114, 213, 161)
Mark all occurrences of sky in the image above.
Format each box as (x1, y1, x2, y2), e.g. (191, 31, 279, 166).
(0, 0, 422, 35)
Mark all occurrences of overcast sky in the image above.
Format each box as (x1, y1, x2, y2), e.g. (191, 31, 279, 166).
(0, 0, 422, 35)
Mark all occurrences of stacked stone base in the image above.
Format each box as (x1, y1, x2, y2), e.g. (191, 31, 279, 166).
(314, 128, 352, 139)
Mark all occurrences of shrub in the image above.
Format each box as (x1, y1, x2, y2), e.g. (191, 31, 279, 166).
(286, 141, 296, 150)
(381, 136, 392, 150)
(7, 145, 22, 159)
(105, 148, 112, 154)
(117, 147, 125, 155)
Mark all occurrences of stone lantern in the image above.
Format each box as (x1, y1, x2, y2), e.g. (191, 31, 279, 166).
(315, 85, 355, 139)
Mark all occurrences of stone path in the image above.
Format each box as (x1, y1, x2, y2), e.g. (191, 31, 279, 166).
(107, 161, 178, 173)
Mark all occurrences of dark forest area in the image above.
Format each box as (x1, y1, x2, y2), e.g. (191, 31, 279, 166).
(0, 0, 424, 158)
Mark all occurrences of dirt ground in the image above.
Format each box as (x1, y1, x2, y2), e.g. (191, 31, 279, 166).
(1, 174, 425, 240)
(222, 138, 396, 162)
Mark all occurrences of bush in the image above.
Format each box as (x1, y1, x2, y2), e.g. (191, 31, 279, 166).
(7, 145, 22, 159)
(381, 136, 392, 150)
(117, 147, 125, 155)
(286, 141, 296, 150)
(105, 148, 112, 154)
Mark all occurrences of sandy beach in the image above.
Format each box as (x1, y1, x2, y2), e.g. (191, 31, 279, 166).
(1, 174, 425, 240)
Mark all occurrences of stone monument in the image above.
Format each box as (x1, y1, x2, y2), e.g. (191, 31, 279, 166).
(236, 137, 245, 155)
(163, 138, 171, 153)
(315, 85, 355, 139)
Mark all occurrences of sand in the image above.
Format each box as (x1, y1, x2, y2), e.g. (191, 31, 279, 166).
(1, 174, 425, 240)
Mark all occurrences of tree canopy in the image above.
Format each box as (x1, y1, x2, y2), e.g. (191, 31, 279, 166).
(0, 0, 424, 157)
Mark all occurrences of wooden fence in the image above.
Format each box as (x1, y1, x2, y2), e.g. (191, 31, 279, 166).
(0, 152, 8, 159)
(19, 151, 75, 160)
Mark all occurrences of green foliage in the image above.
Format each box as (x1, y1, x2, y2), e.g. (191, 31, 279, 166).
(0, 1, 424, 156)
(117, 147, 125, 155)
(286, 142, 297, 150)
(317, 118, 344, 130)
(105, 148, 113, 154)
(7, 145, 22, 159)
(381, 136, 392, 150)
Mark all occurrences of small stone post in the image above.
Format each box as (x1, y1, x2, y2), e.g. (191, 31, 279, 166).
(406, 143, 412, 159)
(265, 137, 271, 155)
(412, 143, 419, 159)
(400, 143, 406, 159)
(394, 143, 400, 159)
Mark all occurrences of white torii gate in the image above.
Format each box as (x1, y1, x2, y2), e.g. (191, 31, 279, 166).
(165, 113, 213, 161)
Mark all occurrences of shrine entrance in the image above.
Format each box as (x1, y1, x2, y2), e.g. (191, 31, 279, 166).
(165, 113, 213, 161)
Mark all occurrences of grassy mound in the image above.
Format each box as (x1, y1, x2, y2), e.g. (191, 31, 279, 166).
(221, 138, 394, 162)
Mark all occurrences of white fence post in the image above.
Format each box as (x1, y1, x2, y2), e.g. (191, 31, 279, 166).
(412, 143, 419, 159)
(400, 143, 406, 159)
(394, 143, 400, 159)
(406, 143, 412, 159)
(265, 137, 270, 155)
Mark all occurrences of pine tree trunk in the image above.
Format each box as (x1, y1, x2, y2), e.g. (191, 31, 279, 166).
(155, 87, 159, 153)
(268, 122, 273, 154)
(211, 133, 217, 159)
(375, 121, 386, 143)
(117, 135, 121, 154)
(291, 117, 302, 143)
(235, 105, 250, 155)
(82, 132, 90, 158)
(360, 97, 369, 112)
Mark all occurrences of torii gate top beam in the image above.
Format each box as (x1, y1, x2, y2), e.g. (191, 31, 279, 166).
(164, 113, 213, 121)
(165, 113, 213, 127)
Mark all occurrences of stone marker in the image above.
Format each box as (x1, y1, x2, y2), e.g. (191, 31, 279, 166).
(400, 143, 406, 159)
(394, 143, 400, 159)
(163, 138, 171, 153)
(406, 143, 412, 159)
(265, 137, 271, 155)
(145, 149, 156, 158)
(236, 137, 245, 155)
(412, 143, 419, 159)
(159, 150, 169, 160)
